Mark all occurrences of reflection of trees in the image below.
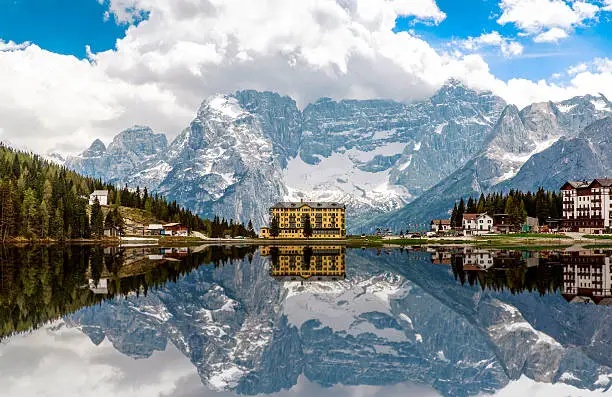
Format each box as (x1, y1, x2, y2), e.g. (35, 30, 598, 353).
(451, 252, 563, 295)
(302, 247, 312, 270)
(0, 244, 258, 339)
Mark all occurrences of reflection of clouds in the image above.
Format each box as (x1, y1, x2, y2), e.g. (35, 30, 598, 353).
(0, 321, 198, 397)
(1, 321, 605, 397)
(478, 376, 611, 397)
(0, 320, 442, 397)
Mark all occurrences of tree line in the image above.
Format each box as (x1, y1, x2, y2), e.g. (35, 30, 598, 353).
(449, 188, 563, 228)
(207, 216, 256, 238)
(0, 143, 251, 241)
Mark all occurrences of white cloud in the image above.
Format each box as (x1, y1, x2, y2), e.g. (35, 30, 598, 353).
(533, 27, 569, 42)
(0, 0, 610, 155)
(457, 31, 524, 57)
(0, 39, 30, 52)
(497, 0, 605, 42)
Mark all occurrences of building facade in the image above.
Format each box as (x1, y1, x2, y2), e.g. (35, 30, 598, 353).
(430, 219, 451, 233)
(262, 201, 346, 239)
(561, 179, 612, 233)
(89, 190, 109, 206)
(462, 213, 493, 236)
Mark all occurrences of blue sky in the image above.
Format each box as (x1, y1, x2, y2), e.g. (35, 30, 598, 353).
(0, 0, 611, 154)
(394, 0, 612, 81)
(1, 0, 610, 80)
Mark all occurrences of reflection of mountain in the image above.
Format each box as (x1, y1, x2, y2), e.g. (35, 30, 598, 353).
(0, 244, 256, 339)
(65, 247, 612, 396)
(261, 245, 346, 281)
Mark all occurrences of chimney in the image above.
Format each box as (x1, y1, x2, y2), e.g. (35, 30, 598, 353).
(300, 197, 303, 203)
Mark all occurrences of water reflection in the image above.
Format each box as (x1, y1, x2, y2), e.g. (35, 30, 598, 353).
(0, 244, 256, 338)
(0, 244, 611, 397)
(261, 245, 346, 281)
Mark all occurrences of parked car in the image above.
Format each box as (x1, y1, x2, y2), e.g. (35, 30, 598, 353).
(426, 231, 436, 237)
(361, 233, 367, 238)
(409, 233, 421, 238)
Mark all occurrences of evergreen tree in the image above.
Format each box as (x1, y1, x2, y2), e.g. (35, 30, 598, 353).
(457, 198, 466, 228)
(466, 197, 476, 213)
(269, 216, 280, 238)
(450, 203, 458, 228)
(302, 214, 313, 238)
(90, 198, 104, 238)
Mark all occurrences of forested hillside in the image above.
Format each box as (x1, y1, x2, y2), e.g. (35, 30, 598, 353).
(0, 144, 253, 241)
(450, 189, 563, 227)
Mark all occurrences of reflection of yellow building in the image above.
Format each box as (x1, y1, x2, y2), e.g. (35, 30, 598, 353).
(261, 245, 346, 281)
(260, 201, 346, 239)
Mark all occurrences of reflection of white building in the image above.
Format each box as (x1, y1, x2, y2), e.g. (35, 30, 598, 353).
(88, 279, 109, 294)
(562, 251, 612, 305)
(461, 248, 494, 270)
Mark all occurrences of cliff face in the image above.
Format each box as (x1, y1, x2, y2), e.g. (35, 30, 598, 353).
(68, 81, 507, 229)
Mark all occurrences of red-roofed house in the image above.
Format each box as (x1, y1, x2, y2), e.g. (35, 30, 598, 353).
(463, 213, 493, 236)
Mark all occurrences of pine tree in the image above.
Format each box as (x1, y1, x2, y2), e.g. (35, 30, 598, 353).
(450, 203, 458, 228)
(90, 198, 104, 238)
(21, 188, 38, 237)
(466, 197, 476, 213)
(269, 216, 280, 238)
(302, 213, 313, 238)
(39, 200, 49, 238)
(247, 219, 255, 237)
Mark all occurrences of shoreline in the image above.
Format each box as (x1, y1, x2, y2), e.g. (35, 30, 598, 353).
(2, 234, 612, 250)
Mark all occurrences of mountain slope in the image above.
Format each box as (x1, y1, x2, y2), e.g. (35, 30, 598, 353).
(365, 96, 612, 229)
(68, 81, 505, 228)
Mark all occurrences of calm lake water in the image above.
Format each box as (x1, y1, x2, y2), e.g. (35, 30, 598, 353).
(0, 244, 611, 397)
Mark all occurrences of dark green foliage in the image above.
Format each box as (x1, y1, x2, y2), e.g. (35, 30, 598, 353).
(269, 215, 280, 238)
(90, 198, 104, 238)
(0, 143, 237, 240)
(0, 244, 258, 339)
(453, 188, 563, 226)
(302, 213, 313, 238)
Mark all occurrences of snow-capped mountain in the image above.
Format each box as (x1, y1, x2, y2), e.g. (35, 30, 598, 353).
(366, 95, 612, 229)
(67, 81, 505, 228)
(66, 248, 612, 396)
(65, 125, 168, 186)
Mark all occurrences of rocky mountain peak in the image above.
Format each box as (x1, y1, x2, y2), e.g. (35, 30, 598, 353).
(198, 94, 249, 122)
(84, 139, 107, 156)
(107, 125, 168, 156)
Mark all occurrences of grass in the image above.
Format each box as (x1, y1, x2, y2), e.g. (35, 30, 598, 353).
(480, 233, 570, 239)
(583, 234, 612, 240)
(118, 206, 160, 225)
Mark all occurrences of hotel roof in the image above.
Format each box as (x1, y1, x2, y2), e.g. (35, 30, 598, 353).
(271, 201, 345, 209)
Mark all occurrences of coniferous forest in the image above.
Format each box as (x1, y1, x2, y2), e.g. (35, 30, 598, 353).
(449, 189, 563, 228)
(0, 144, 254, 240)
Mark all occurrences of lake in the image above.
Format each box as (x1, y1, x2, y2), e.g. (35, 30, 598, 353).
(0, 244, 610, 396)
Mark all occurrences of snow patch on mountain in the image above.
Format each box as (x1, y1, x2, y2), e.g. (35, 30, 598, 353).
(282, 273, 411, 341)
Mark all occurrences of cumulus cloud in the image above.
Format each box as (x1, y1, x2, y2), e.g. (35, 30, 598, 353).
(533, 27, 569, 42)
(0, 0, 610, 155)
(497, 0, 605, 42)
(457, 31, 524, 57)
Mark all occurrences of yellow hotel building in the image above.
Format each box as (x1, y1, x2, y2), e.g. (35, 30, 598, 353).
(260, 245, 346, 281)
(259, 201, 346, 239)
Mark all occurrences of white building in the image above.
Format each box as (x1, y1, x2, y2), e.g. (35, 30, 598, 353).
(561, 179, 612, 233)
(462, 213, 493, 236)
(430, 219, 451, 233)
(89, 190, 109, 206)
